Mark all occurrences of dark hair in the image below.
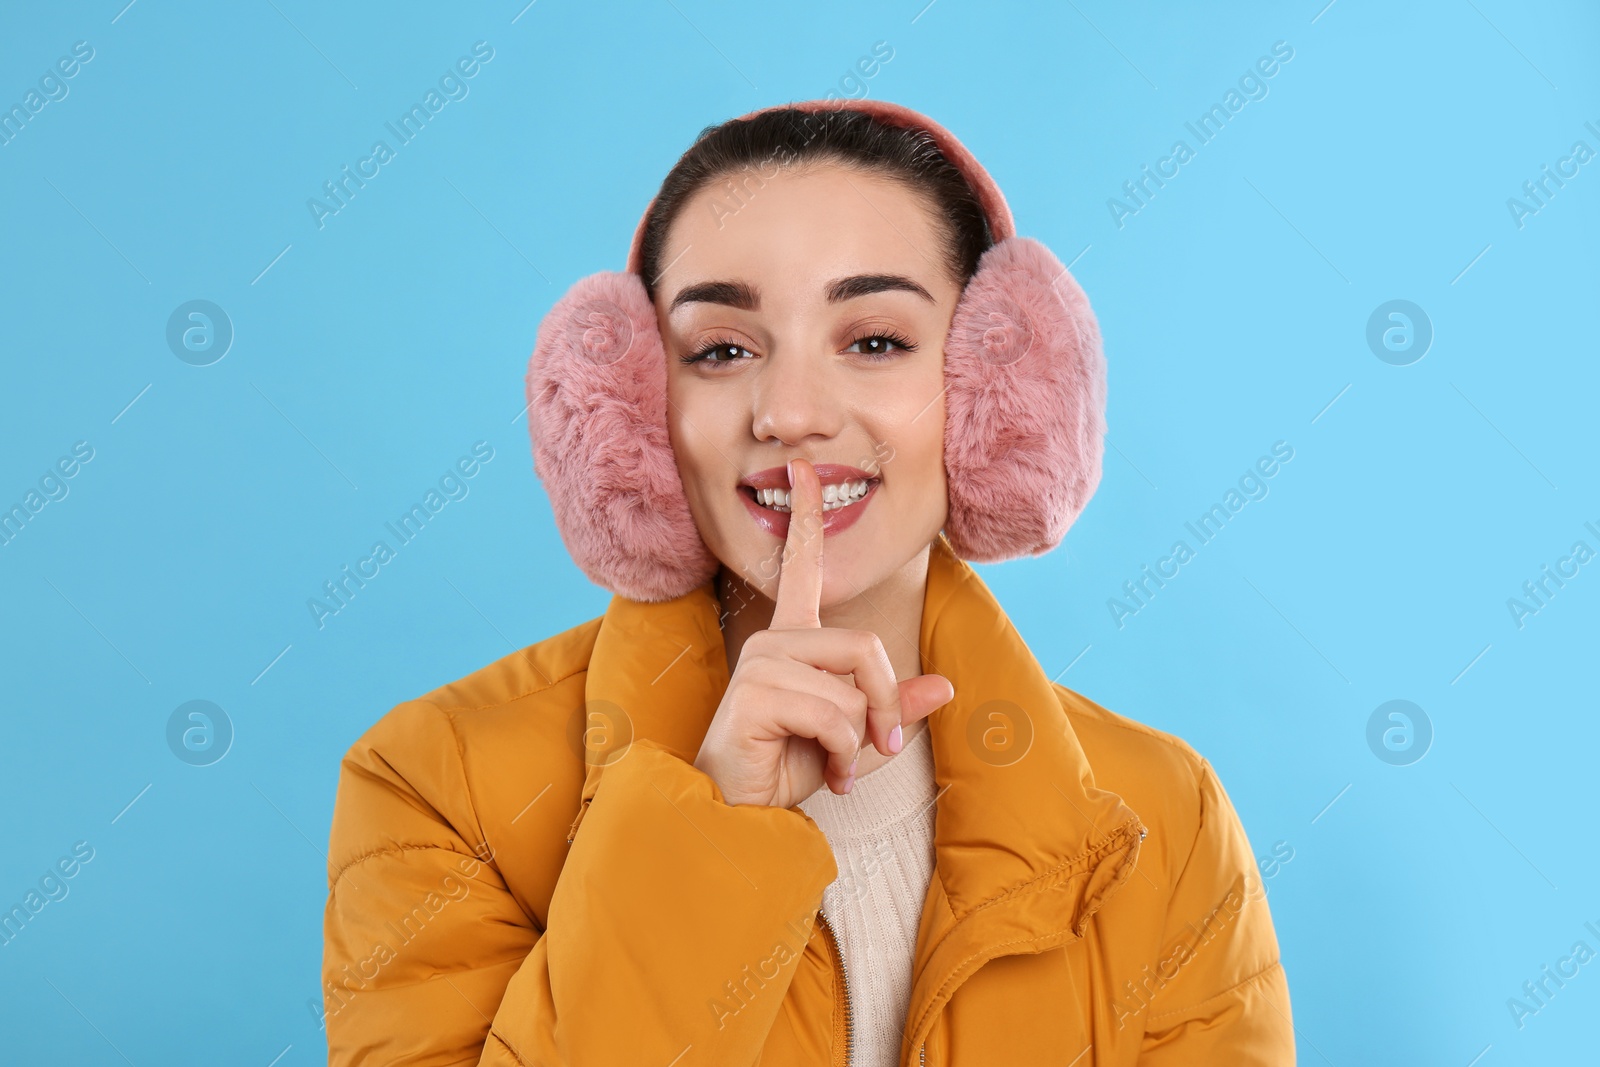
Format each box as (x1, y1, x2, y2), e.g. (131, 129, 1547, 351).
(636, 106, 993, 303)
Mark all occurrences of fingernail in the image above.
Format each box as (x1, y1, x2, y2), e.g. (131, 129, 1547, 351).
(848, 757, 858, 777)
(787, 459, 794, 487)
(843, 773, 855, 794)
(889, 724, 903, 754)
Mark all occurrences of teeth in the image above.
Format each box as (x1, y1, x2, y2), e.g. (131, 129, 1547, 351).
(754, 479, 871, 513)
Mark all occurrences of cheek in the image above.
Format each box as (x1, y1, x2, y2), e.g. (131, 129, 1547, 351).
(665, 378, 729, 506)
(880, 363, 947, 491)
(911, 411, 948, 501)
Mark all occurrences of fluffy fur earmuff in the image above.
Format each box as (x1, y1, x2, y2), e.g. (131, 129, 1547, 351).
(525, 274, 720, 602)
(942, 236, 1106, 561)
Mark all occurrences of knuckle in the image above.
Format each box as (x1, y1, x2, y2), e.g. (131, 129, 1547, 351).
(848, 630, 893, 685)
(824, 704, 857, 749)
(844, 719, 860, 753)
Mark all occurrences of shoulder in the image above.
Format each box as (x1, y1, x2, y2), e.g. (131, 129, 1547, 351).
(1053, 685, 1290, 1042)
(1054, 682, 1212, 817)
(1052, 683, 1255, 884)
(414, 612, 603, 712)
(328, 614, 603, 916)
(342, 612, 602, 770)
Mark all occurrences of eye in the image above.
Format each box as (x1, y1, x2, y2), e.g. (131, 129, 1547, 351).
(847, 331, 919, 360)
(679, 337, 754, 367)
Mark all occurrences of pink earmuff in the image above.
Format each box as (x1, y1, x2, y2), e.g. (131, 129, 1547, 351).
(526, 98, 1106, 603)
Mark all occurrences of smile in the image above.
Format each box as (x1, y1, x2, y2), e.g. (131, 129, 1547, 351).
(752, 479, 872, 512)
(736, 463, 880, 539)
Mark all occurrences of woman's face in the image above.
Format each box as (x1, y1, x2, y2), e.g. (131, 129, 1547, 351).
(656, 161, 963, 607)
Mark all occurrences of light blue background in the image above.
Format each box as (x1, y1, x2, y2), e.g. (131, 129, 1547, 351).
(2, 1, 1595, 1063)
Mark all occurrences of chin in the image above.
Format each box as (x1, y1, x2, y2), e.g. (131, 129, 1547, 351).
(719, 519, 927, 606)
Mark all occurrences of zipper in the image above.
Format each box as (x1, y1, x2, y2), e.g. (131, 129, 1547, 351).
(815, 910, 854, 1066)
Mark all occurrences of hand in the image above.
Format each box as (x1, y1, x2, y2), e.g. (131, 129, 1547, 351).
(692, 458, 955, 809)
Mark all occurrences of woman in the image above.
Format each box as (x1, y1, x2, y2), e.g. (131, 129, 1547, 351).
(322, 100, 1294, 1065)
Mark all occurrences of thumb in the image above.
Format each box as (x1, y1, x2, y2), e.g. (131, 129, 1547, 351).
(896, 674, 955, 727)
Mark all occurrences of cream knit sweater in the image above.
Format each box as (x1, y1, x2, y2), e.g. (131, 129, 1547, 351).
(797, 723, 938, 1067)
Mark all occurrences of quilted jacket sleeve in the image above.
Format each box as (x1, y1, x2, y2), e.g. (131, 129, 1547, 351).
(322, 700, 838, 1066)
(1134, 759, 1296, 1064)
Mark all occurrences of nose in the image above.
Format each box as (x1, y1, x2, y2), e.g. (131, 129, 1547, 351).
(749, 342, 845, 446)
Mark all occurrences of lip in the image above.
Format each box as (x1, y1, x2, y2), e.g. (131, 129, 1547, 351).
(737, 463, 880, 540)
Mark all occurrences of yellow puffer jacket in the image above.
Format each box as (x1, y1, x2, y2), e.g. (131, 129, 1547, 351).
(323, 535, 1295, 1065)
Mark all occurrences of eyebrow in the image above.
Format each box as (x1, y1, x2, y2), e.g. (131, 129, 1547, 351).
(668, 273, 934, 314)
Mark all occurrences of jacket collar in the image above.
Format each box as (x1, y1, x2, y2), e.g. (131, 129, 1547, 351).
(577, 534, 1146, 1030)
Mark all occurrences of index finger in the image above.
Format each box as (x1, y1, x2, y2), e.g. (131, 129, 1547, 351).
(770, 458, 824, 629)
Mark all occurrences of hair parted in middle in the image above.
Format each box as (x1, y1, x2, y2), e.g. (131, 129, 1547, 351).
(636, 106, 995, 300)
